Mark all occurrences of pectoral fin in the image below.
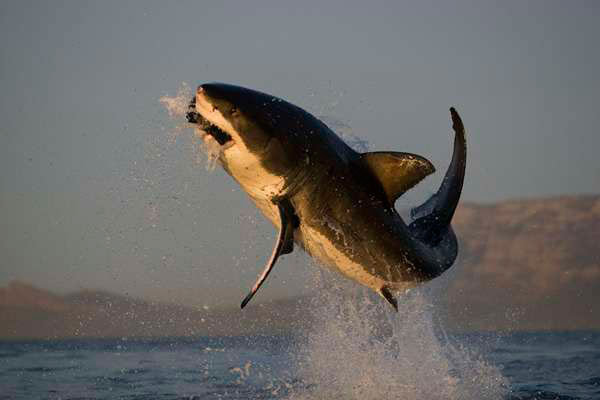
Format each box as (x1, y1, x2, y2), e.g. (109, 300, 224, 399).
(378, 286, 398, 312)
(240, 200, 295, 309)
(279, 200, 297, 255)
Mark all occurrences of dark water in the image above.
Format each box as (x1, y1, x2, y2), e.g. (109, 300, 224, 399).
(1, 332, 599, 400)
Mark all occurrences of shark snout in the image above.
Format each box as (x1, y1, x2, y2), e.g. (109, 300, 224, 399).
(187, 86, 234, 146)
(196, 83, 263, 112)
(195, 84, 224, 105)
(185, 84, 216, 124)
(193, 84, 226, 115)
(197, 83, 228, 99)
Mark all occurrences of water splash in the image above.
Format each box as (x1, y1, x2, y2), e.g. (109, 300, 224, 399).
(318, 115, 369, 152)
(287, 268, 508, 400)
(196, 132, 222, 171)
(159, 82, 192, 118)
(160, 83, 220, 171)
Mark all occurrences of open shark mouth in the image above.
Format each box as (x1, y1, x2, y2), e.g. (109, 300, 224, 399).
(186, 97, 232, 145)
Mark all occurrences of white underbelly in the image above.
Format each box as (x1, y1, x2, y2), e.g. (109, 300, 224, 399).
(247, 189, 417, 294)
(222, 144, 287, 200)
(299, 222, 417, 293)
(298, 223, 385, 291)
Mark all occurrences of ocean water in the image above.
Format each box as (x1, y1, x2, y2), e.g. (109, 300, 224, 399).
(1, 282, 599, 400)
(1, 332, 599, 399)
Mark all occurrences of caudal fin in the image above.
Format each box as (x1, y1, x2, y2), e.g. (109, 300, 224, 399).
(409, 108, 466, 247)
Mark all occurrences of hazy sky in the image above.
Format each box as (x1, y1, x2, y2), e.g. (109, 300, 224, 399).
(1, 1, 599, 307)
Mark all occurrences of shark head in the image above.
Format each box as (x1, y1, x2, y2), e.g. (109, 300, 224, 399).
(187, 83, 328, 200)
(188, 83, 276, 151)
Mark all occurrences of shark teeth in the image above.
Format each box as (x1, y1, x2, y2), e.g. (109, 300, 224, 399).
(187, 97, 232, 146)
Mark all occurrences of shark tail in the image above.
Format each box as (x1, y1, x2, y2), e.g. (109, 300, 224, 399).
(408, 108, 466, 269)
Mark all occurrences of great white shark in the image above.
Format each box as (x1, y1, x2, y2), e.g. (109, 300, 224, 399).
(186, 83, 466, 311)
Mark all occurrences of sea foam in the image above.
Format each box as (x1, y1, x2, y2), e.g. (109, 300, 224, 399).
(287, 268, 508, 400)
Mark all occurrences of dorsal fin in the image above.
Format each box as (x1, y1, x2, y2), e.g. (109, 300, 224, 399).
(361, 152, 435, 203)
